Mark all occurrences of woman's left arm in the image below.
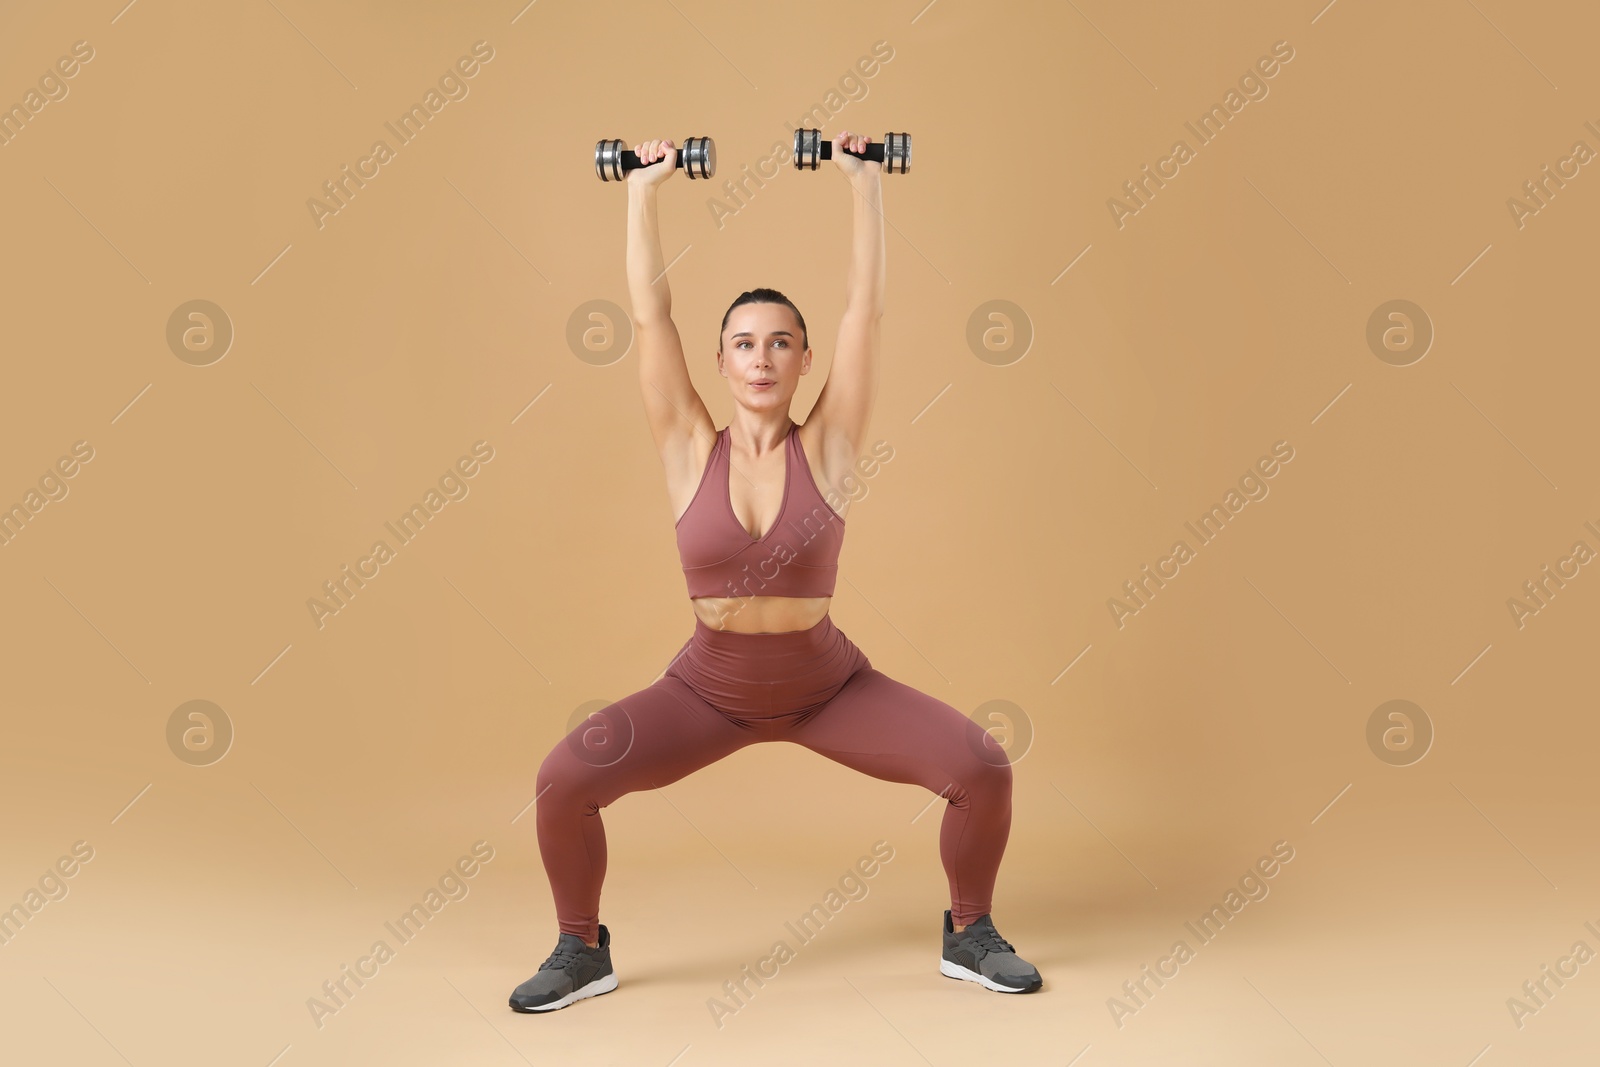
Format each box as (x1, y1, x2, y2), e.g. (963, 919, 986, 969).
(810, 131, 885, 463)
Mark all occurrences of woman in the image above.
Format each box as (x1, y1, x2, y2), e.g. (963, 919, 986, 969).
(510, 133, 1041, 1013)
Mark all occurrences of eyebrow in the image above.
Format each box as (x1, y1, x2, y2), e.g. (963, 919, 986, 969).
(730, 331, 794, 338)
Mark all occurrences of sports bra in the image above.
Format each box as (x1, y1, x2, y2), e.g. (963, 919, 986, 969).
(674, 422, 846, 599)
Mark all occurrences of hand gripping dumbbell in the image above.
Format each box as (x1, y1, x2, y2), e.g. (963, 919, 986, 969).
(594, 136, 717, 181)
(791, 129, 911, 173)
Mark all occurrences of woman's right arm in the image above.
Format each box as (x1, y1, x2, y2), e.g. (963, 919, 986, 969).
(627, 140, 713, 464)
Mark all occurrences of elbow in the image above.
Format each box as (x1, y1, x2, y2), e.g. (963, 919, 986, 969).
(627, 290, 671, 323)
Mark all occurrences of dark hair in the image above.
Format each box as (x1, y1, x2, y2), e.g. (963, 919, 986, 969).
(718, 288, 808, 353)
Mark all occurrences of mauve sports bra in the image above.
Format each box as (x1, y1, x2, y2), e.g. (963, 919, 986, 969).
(674, 422, 846, 599)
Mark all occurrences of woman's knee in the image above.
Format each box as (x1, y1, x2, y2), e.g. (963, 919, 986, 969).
(974, 748, 1013, 795)
(536, 742, 601, 810)
(956, 729, 1014, 799)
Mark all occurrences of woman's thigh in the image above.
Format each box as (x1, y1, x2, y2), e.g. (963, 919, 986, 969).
(777, 667, 1012, 793)
(536, 675, 760, 808)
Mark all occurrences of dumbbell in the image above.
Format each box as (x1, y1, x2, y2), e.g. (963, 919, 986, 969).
(791, 129, 911, 174)
(594, 136, 717, 181)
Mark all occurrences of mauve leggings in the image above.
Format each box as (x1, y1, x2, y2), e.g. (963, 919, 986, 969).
(535, 613, 1014, 944)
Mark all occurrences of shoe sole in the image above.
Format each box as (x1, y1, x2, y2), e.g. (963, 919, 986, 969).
(509, 971, 619, 1013)
(940, 958, 1040, 993)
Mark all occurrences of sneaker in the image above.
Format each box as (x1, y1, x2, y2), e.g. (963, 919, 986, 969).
(940, 911, 1042, 993)
(509, 925, 618, 1013)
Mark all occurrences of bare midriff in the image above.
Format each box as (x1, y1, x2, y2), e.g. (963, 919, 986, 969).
(690, 595, 832, 634)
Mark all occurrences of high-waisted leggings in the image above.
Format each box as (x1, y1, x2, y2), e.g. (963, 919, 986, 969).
(535, 613, 1014, 944)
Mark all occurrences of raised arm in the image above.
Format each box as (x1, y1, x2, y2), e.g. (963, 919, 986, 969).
(808, 131, 885, 464)
(627, 139, 714, 463)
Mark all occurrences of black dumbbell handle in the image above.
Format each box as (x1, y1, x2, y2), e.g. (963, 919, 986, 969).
(617, 148, 691, 172)
(813, 141, 888, 163)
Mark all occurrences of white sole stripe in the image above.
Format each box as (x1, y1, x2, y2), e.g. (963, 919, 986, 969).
(939, 957, 1037, 993)
(514, 970, 618, 1012)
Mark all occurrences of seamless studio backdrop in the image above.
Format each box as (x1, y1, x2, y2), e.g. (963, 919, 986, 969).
(2, 2, 1597, 1065)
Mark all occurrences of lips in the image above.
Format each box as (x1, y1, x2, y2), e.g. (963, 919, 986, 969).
(750, 380, 775, 388)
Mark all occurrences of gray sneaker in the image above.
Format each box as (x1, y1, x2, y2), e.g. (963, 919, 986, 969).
(940, 911, 1042, 993)
(509, 925, 618, 1013)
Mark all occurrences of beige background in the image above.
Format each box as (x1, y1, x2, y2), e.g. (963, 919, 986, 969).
(2, 1, 1596, 1064)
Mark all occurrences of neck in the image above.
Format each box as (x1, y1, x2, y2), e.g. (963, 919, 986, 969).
(728, 415, 793, 452)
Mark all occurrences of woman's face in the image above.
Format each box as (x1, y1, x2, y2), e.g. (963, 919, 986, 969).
(719, 302, 810, 409)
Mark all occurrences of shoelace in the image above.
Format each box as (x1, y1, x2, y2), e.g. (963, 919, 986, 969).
(539, 946, 585, 971)
(966, 926, 1016, 957)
